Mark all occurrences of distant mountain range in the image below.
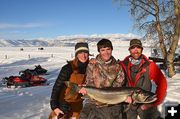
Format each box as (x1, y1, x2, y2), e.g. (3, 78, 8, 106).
(0, 33, 143, 47)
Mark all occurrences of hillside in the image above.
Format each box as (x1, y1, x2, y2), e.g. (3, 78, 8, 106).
(0, 33, 141, 47)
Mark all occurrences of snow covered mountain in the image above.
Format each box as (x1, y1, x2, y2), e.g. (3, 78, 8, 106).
(0, 33, 141, 47)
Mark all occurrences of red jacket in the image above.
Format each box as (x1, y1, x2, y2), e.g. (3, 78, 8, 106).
(120, 54, 167, 106)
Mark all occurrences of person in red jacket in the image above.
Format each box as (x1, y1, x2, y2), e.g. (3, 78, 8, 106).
(120, 39, 167, 119)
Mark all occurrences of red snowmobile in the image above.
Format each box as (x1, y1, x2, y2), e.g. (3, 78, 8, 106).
(2, 70, 47, 88)
(2, 76, 30, 88)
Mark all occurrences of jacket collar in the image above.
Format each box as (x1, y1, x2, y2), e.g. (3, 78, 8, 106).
(96, 54, 116, 65)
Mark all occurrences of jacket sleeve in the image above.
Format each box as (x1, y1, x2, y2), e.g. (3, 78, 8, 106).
(149, 62, 167, 106)
(112, 64, 126, 87)
(85, 63, 95, 86)
(50, 63, 72, 110)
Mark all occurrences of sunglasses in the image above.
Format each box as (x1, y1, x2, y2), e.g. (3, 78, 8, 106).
(130, 45, 142, 49)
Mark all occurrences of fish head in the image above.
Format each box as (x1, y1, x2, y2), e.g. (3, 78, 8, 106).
(132, 88, 157, 104)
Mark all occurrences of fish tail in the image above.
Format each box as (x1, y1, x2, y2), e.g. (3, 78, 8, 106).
(64, 81, 79, 94)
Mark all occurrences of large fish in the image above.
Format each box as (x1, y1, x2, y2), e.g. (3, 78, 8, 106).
(49, 82, 157, 119)
(82, 86, 157, 105)
(65, 81, 157, 105)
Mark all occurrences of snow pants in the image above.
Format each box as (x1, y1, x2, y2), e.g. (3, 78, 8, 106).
(80, 103, 126, 119)
(126, 105, 162, 119)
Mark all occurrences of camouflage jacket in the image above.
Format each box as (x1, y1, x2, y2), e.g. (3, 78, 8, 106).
(85, 55, 125, 88)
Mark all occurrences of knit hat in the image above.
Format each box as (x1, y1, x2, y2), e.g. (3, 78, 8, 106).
(129, 39, 143, 50)
(75, 42, 89, 56)
(97, 38, 113, 52)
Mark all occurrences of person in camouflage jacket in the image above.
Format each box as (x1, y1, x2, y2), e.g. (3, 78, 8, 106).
(79, 39, 126, 119)
(85, 54, 125, 88)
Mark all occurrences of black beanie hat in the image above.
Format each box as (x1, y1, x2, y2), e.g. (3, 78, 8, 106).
(97, 38, 113, 52)
(75, 42, 89, 56)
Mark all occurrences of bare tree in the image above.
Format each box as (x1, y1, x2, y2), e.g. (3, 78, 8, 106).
(115, 0, 180, 77)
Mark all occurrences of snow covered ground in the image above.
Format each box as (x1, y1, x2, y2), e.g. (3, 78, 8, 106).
(0, 46, 179, 119)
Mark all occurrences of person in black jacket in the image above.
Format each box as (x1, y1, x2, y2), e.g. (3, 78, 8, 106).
(49, 41, 89, 119)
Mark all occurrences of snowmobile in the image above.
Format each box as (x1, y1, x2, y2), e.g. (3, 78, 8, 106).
(34, 65, 47, 75)
(2, 71, 47, 88)
(19, 65, 48, 75)
(2, 76, 30, 88)
(19, 69, 47, 86)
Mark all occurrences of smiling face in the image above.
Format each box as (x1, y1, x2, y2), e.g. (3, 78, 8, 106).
(99, 47, 112, 62)
(77, 52, 89, 63)
(129, 46, 143, 60)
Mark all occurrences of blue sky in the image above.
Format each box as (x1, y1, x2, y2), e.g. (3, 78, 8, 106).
(0, 0, 139, 40)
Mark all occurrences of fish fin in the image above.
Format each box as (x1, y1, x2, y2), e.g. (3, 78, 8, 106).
(63, 81, 80, 99)
(64, 81, 79, 92)
(95, 103, 108, 108)
(124, 104, 131, 112)
(64, 81, 70, 87)
(81, 94, 91, 99)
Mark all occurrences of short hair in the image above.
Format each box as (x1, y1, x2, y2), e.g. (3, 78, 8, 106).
(97, 39, 113, 52)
